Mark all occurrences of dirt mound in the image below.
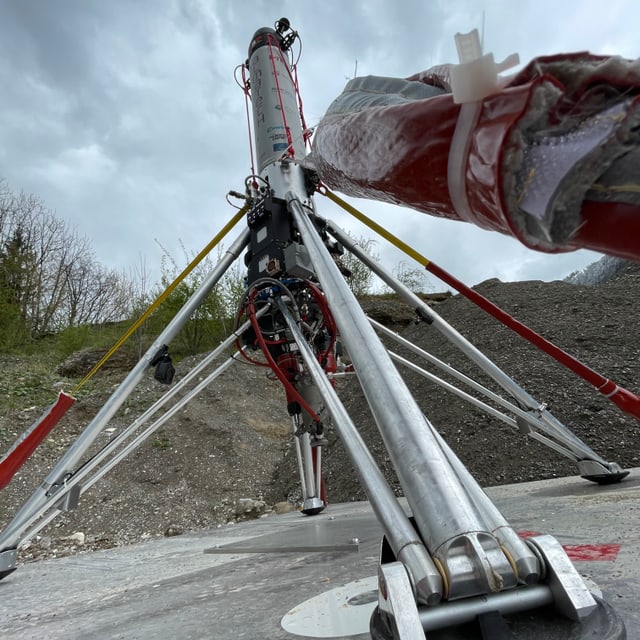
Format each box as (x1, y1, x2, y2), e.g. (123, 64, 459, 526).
(56, 347, 138, 377)
(314, 266, 640, 502)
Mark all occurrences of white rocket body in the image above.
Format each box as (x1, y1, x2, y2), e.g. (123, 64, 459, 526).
(247, 28, 306, 175)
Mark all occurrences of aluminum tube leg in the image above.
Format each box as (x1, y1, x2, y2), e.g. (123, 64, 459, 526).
(324, 218, 541, 405)
(301, 434, 317, 497)
(427, 421, 541, 585)
(374, 319, 605, 464)
(17, 354, 242, 546)
(315, 446, 322, 499)
(291, 416, 309, 500)
(386, 349, 599, 465)
(0, 229, 250, 551)
(287, 195, 517, 600)
(25, 322, 263, 530)
(278, 299, 443, 605)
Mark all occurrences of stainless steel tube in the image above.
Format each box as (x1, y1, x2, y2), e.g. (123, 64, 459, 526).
(419, 584, 554, 631)
(278, 298, 443, 605)
(287, 194, 516, 599)
(326, 220, 608, 463)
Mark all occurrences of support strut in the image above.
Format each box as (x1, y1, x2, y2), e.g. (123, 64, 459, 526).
(323, 216, 627, 484)
(289, 192, 521, 600)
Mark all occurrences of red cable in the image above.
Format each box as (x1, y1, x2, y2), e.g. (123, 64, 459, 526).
(291, 63, 312, 148)
(304, 281, 338, 363)
(319, 188, 640, 421)
(240, 64, 257, 183)
(245, 293, 321, 423)
(233, 301, 272, 368)
(266, 35, 295, 157)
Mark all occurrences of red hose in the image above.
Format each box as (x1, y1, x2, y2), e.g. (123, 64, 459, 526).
(245, 293, 321, 423)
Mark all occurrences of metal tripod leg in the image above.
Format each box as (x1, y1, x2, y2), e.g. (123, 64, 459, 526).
(288, 192, 522, 600)
(0, 230, 250, 571)
(371, 319, 621, 474)
(290, 412, 324, 514)
(277, 297, 443, 605)
(324, 218, 627, 483)
(276, 252, 606, 634)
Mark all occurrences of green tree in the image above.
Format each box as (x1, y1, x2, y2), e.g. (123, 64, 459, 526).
(0, 180, 135, 345)
(0, 228, 33, 348)
(338, 233, 378, 298)
(393, 260, 427, 293)
(150, 241, 245, 356)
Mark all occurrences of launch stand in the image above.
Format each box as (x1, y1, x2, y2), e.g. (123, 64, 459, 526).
(0, 18, 630, 639)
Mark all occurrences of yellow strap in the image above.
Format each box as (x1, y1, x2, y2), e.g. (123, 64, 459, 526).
(321, 188, 430, 267)
(72, 205, 248, 394)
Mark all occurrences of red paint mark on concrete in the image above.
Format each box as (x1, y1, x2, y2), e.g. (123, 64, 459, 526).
(517, 531, 621, 561)
(562, 544, 621, 562)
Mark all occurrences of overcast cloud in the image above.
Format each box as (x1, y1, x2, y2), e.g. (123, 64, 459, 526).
(1, 0, 638, 291)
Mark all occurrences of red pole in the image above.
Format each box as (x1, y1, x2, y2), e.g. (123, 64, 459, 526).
(0, 392, 75, 491)
(426, 261, 640, 421)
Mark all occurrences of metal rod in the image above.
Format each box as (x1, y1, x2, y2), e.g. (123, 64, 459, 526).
(0, 229, 250, 551)
(18, 354, 242, 545)
(67, 315, 265, 498)
(375, 317, 599, 458)
(528, 432, 581, 462)
(425, 421, 541, 585)
(315, 446, 322, 498)
(75, 358, 239, 496)
(369, 318, 531, 421)
(277, 297, 443, 605)
(419, 584, 553, 631)
(291, 416, 308, 500)
(385, 347, 586, 463)
(325, 219, 610, 465)
(301, 434, 316, 498)
(387, 349, 520, 430)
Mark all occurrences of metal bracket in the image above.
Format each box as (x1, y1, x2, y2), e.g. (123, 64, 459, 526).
(378, 561, 425, 639)
(0, 548, 17, 580)
(526, 534, 597, 621)
(58, 482, 81, 512)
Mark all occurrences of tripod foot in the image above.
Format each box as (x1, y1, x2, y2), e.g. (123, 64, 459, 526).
(578, 460, 630, 485)
(581, 470, 630, 485)
(301, 497, 325, 516)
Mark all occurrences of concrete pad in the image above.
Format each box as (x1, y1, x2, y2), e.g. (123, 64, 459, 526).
(1, 472, 639, 639)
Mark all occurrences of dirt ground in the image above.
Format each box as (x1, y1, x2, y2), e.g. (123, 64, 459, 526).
(1, 262, 639, 565)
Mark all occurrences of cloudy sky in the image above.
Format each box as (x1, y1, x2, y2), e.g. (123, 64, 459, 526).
(1, 0, 638, 292)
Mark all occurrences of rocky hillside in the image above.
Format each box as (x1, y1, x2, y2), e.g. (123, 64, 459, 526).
(1, 261, 639, 564)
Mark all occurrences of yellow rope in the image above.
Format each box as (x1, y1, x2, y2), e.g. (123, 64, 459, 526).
(320, 188, 430, 267)
(71, 205, 248, 395)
